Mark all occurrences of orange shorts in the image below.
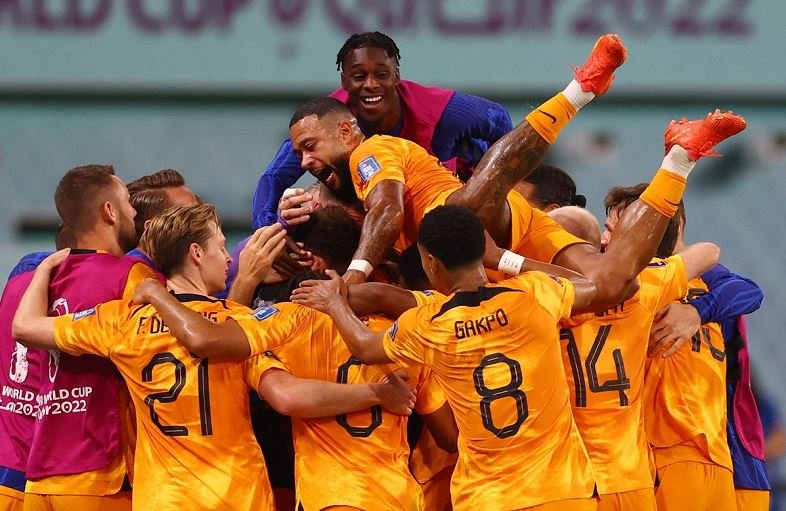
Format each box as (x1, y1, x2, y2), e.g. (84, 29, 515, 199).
(22, 492, 131, 511)
(735, 488, 770, 511)
(507, 190, 585, 263)
(655, 461, 735, 511)
(522, 497, 598, 511)
(597, 488, 656, 511)
(0, 485, 24, 511)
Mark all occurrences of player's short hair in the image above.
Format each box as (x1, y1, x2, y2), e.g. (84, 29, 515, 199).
(523, 164, 586, 209)
(336, 31, 401, 71)
(127, 169, 189, 238)
(54, 164, 118, 235)
(289, 97, 352, 127)
(604, 183, 686, 258)
(418, 205, 485, 271)
(292, 206, 361, 274)
(398, 244, 429, 291)
(127, 169, 185, 194)
(140, 203, 220, 277)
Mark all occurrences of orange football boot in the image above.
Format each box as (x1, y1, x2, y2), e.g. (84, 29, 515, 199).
(664, 110, 747, 160)
(574, 34, 628, 96)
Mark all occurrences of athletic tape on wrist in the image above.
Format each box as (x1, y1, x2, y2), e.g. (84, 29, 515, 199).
(275, 212, 291, 232)
(348, 259, 374, 277)
(497, 250, 525, 275)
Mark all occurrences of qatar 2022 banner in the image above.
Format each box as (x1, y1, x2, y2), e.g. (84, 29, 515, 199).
(0, 0, 781, 94)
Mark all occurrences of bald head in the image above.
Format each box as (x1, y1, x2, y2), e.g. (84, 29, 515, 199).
(548, 206, 602, 250)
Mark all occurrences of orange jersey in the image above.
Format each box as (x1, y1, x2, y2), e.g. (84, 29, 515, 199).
(244, 312, 445, 511)
(560, 256, 688, 494)
(643, 277, 732, 471)
(53, 294, 275, 511)
(382, 272, 594, 510)
(349, 135, 463, 251)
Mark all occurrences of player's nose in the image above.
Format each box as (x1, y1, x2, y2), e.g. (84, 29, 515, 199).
(363, 75, 379, 90)
(600, 229, 611, 250)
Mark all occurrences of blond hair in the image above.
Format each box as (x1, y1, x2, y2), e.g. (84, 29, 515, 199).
(140, 203, 220, 277)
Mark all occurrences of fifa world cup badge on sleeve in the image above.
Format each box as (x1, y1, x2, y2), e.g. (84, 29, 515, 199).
(252, 305, 279, 322)
(358, 156, 382, 182)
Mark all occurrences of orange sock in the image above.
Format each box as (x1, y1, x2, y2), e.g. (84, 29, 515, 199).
(525, 92, 577, 144)
(640, 170, 687, 218)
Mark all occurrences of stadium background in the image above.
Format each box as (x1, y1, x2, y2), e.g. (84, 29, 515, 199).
(1, 0, 785, 500)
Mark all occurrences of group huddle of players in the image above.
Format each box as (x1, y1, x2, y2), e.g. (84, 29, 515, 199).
(0, 30, 770, 511)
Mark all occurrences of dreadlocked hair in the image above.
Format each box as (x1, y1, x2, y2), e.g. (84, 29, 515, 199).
(336, 32, 401, 71)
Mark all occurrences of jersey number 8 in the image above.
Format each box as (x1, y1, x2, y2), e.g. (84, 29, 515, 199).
(473, 353, 528, 439)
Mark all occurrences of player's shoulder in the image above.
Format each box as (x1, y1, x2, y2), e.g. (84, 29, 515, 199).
(503, 271, 570, 294)
(639, 255, 683, 285)
(80, 298, 140, 324)
(363, 313, 394, 332)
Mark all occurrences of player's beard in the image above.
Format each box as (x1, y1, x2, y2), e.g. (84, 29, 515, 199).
(332, 157, 359, 204)
(118, 220, 139, 253)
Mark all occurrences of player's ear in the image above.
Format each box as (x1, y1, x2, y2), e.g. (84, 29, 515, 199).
(337, 118, 355, 141)
(340, 71, 347, 89)
(189, 242, 203, 266)
(393, 66, 400, 85)
(101, 200, 117, 225)
(310, 255, 327, 272)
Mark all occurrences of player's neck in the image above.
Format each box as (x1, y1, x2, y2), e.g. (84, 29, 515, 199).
(74, 230, 124, 257)
(166, 272, 209, 297)
(445, 265, 490, 294)
(360, 99, 402, 134)
(673, 236, 687, 253)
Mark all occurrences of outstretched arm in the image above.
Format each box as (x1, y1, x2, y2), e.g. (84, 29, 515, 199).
(344, 180, 405, 285)
(291, 270, 391, 364)
(257, 368, 415, 418)
(553, 203, 669, 312)
(433, 93, 513, 165)
(12, 249, 70, 349)
(346, 282, 419, 317)
(251, 139, 306, 229)
(679, 243, 722, 281)
(135, 279, 253, 359)
(689, 263, 763, 323)
(483, 235, 596, 312)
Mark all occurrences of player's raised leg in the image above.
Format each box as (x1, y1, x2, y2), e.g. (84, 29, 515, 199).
(554, 109, 746, 310)
(449, 33, 627, 246)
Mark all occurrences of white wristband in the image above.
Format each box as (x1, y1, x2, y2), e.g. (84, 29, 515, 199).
(348, 259, 374, 277)
(497, 250, 526, 275)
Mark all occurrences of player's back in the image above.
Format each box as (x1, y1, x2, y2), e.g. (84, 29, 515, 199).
(384, 272, 594, 509)
(0, 271, 46, 478)
(26, 250, 156, 494)
(248, 312, 438, 511)
(643, 277, 732, 471)
(54, 294, 272, 511)
(559, 255, 688, 494)
(349, 135, 463, 250)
